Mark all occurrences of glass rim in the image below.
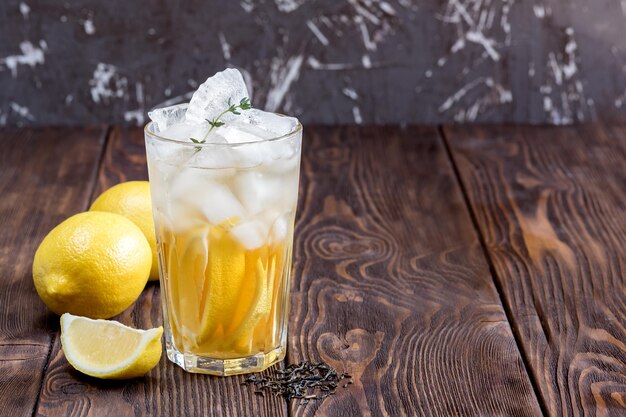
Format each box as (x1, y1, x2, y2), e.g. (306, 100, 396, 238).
(144, 116, 303, 148)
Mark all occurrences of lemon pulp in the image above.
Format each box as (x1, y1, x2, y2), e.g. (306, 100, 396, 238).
(60, 313, 163, 379)
(158, 220, 290, 359)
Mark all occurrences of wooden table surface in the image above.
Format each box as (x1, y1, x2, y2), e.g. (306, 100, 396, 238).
(1, 125, 624, 417)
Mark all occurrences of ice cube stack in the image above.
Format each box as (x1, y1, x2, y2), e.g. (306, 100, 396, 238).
(145, 69, 301, 250)
(148, 69, 299, 154)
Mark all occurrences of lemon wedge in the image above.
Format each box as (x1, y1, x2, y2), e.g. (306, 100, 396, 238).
(60, 313, 163, 379)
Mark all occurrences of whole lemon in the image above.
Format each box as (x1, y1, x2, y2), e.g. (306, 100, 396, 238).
(90, 181, 159, 281)
(33, 211, 152, 319)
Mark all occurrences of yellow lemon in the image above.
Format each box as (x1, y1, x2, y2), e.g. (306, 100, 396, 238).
(60, 313, 163, 379)
(33, 211, 151, 319)
(90, 181, 159, 281)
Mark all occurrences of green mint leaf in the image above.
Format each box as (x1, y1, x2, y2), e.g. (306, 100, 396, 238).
(195, 96, 253, 153)
(239, 97, 252, 110)
(190, 138, 206, 154)
(190, 137, 206, 153)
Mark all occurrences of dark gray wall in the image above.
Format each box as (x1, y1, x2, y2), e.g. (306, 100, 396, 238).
(1, 0, 625, 126)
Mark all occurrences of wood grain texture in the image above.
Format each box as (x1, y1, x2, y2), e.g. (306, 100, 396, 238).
(288, 126, 543, 416)
(444, 125, 626, 417)
(35, 127, 288, 417)
(0, 127, 105, 417)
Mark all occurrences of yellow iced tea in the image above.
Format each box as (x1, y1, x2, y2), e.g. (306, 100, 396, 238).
(145, 117, 301, 375)
(157, 219, 292, 359)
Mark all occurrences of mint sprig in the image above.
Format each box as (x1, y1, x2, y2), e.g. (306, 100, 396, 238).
(189, 97, 252, 153)
(190, 137, 206, 153)
(205, 97, 252, 137)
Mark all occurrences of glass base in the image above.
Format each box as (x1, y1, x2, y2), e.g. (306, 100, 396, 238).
(166, 341, 286, 376)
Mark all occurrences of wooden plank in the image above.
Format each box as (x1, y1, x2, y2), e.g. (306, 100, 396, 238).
(0, 127, 106, 417)
(444, 125, 626, 417)
(288, 126, 543, 416)
(35, 127, 288, 417)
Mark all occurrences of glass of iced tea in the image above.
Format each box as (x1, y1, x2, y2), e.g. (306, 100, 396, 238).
(144, 97, 301, 375)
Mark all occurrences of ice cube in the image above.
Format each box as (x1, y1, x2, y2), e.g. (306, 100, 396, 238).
(232, 171, 290, 214)
(210, 123, 273, 167)
(258, 211, 291, 244)
(198, 181, 246, 224)
(271, 215, 289, 243)
(265, 154, 300, 174)
(168, 168, 246, 224)
(240, 109, 299, 137)
(280, 174, 299, 208)
(157, 121, 210, 142)
(167, 203, 207, 233)
(148, 103, 189, 131)
(210, 123, 297, 168)
(150, 168, 206, 233)
(191, 148, 237, 171)
(146, 134, 197, 169)
(213, 109, 298, 144)
(185, 69, 250, 125)
(145, 121, 209, 172)
(214, 123, 275, 144)
(230, 219, 269, 250)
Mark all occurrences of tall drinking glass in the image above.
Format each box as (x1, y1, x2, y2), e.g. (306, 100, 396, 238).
(144, 119, 302, 375)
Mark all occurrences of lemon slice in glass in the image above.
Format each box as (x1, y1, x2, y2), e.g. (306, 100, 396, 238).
(60, 313, 163, 379)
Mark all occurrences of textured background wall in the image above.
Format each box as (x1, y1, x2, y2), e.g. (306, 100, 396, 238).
(1, 0, 625, 126)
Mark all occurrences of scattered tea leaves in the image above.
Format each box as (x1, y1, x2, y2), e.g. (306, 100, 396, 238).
(243, 361, 353, 404)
